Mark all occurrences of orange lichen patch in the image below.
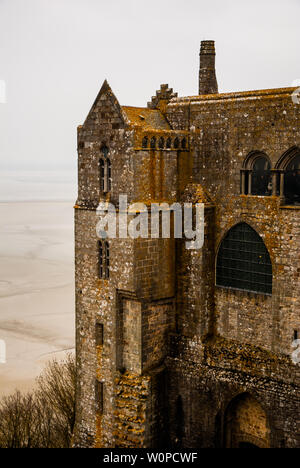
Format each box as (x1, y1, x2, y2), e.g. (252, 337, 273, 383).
(204, 335, 291, 376)
(94, 413, 102, 448)
(122, 106, 170, 130)
(183, 183, 215, 205)
(113, 371, 151, 448)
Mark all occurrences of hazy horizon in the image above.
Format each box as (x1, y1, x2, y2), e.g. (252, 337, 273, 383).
(0, 0, 299, 172)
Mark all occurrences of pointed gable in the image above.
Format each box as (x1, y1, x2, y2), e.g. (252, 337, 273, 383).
(83, 79, 129, 130)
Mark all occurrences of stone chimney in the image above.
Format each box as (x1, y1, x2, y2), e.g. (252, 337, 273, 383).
(198, 40, 218, 95)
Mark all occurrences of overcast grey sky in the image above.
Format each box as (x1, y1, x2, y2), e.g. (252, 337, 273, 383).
(0, 0, 299, 170)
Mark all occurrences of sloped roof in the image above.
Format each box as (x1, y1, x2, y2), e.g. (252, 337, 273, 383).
(122, 106, 170, 130)
(169, 87, 297, 105)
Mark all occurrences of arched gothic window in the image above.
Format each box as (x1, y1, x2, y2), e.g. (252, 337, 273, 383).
(216, 223, 272, 294)
(166, 137, 172, 149)
(241, 153, 272, 196)
(99, 146, 111, 193)
(251, 157, 272, 195)
(98, 240, 110, 279)
(273, 147, 300, 204)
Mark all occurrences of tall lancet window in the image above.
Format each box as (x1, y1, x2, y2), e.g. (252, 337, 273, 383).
(99, 146, 111, 193)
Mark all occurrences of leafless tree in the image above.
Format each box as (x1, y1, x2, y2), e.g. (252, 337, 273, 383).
(36, 353, 76, 447)
(0, 353, 76, 448)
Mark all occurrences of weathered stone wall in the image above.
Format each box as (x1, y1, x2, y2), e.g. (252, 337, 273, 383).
(166, 337, 300, 448)
(74, 206, 136, 447)
(74, 82, 180, 447)
(163, 87, 300, 448)
(74, 71, 300, 448)
(167, 88, 300, 355)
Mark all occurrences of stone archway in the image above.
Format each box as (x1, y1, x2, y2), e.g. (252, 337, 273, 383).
(224, 393, 270, 448)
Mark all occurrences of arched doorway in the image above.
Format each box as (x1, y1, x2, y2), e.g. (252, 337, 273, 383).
(224, 393, 270, 448)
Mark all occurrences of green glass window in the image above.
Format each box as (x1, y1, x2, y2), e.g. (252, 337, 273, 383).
(216, 223, 272, 294)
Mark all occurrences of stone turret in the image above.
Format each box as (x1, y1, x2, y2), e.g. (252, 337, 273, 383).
(198, 40, 218, 95)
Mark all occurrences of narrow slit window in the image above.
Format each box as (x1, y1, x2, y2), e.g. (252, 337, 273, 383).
(98, 241, 103, 278)
(105, 242, 110, 279)
(96, 323, 103, 346)
(98, 241, 110, 279)
(99, 158, 105, 192)
(107, 158, 112, 192)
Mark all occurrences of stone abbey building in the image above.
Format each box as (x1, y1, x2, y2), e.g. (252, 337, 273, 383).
(74, 41, 300, 448)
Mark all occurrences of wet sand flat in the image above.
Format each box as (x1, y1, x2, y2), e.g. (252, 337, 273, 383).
(0, 202, 75, 397)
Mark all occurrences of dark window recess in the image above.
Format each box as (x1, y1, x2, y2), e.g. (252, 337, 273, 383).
(101, 146, 109, 158)
(150, 136, 156, 149)
(284, 154, 300, 205)
(99, 146, 111, 193)
(142, 136, 148, 148)
(95, 380, 103, 413)
(105, 242, 110, 279)
(99, 158, 105, 192)
(112, 123, 119, 129)
(216, 223, 272, 294)
(78, 141, 84, 150)
(166, 137, 172, 149)
(96, 323, 103, 346)
(98, 241, 110, 279)
(174, 137, 179, 149)
(294, 330, 298, 341)
(158, 137, 164, 149)
(107, 158, 112, 192)
(251, 157, 272, 196)
(181, 138, 187, 150)
(98, 241, 103, 278)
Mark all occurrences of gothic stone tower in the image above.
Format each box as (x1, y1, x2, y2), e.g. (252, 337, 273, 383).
(74, 41, 300, 448)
